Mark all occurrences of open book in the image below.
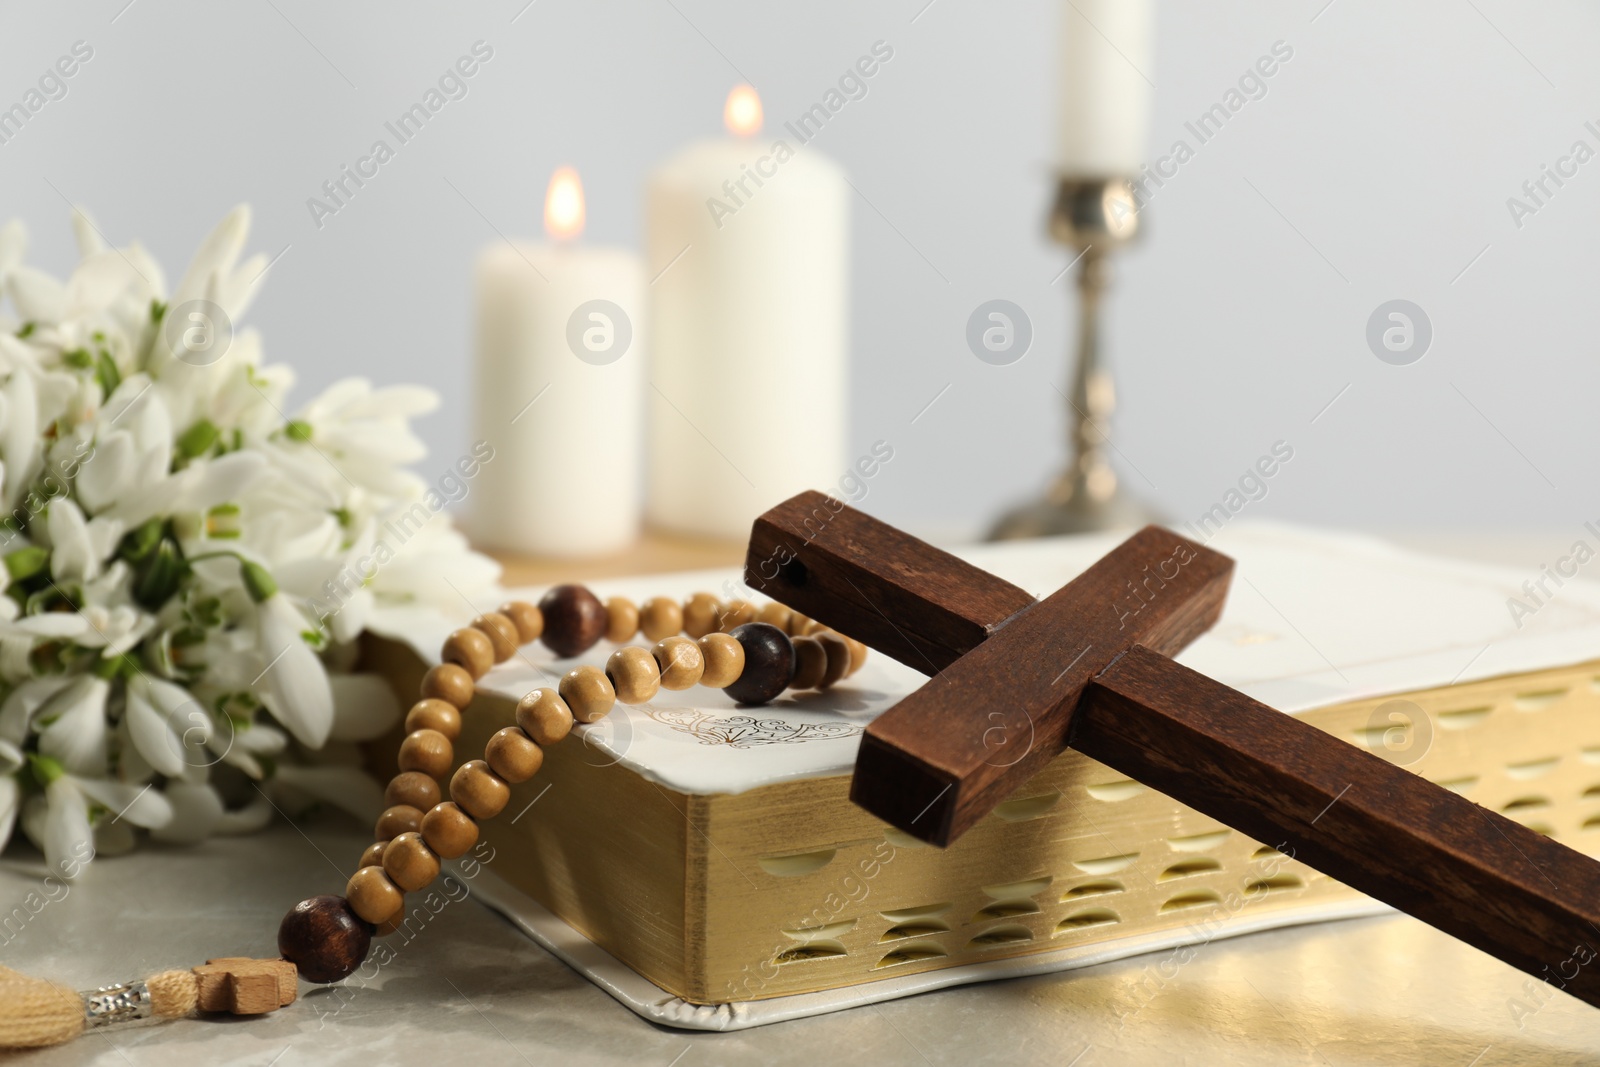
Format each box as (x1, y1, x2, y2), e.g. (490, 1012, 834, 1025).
(364, 523, 1600, 1029)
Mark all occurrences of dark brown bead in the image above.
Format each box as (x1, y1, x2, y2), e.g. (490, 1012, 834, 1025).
(724, 622, 796, 706)
(790, 635, 827, 690)
(278, 895, 372, 984)
(538, 584, 607, 658)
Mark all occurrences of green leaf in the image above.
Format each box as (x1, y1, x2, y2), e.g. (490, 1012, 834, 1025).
(134, 540, 186, 609)
(176, 419, 220, 460)
(240, 560, 277, 603)
(94, 349, 122, 398)
(26, 753, 64, 788)
(150, 299, 167, 325)
(62, 347, 93, 369)
(119, 517, 165, 563)
(16, 322, 34, 339)
(285, 420, 313, 443)
(4, 546, 48, 581)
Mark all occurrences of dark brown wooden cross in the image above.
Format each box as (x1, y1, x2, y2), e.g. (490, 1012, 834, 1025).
(745, 490, 1600, 1009)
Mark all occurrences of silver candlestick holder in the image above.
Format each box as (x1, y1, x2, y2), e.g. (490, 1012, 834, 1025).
(989, 176, 1162, 540)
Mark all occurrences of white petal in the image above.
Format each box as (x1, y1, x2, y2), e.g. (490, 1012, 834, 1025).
(6, 266, 66, 323)
(65, 250, 142, 319)
(173, 205, 250, 307)
(0, 220, 27, 284)
(41, 778, 94, 876)
(271, 763, 383, 823)
(8, 613, 92, 639)
(46, 497, 97, 583)
(0, 370, 39, 509)
(74, 775, 174, 829)
(327, 673, 401, 742)
(255, 595, 333, 747)
(150, 781, 223, 844)
(125, 680, 187, 776)
(74, 429, 134, 513)
(0, 775, 17, 854)
(0, 676, 67, 746)
(70, 207, 104, 257)
(36, 676, 109, 776)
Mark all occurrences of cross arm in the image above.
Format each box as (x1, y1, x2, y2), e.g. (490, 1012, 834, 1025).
(1081, 646, 1600, 1006)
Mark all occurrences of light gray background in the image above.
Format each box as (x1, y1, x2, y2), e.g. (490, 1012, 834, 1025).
(1, 0, 1595, 543)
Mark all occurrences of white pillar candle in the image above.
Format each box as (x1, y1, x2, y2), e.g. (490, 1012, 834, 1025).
(1057, 0, 1154, 176)
(646, 85, 848, 541)
(472, 167, 646, 557)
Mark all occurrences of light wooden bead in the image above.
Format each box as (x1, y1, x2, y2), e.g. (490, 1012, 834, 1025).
(604, 597, 640, 643)
(653, 636, 704, 691)
(375, 804, 423, 840)
(374, 912, 407, 938)
(756, 602, 792, 631)
(790, 635, 827, 690)
(441, 627, 495, 680)
(472, 612, 520, 663)
(405, 699, 461, 741)
(385, 771, 440, 812)
(607, 646, 661, 705)
(398, 729, 453, 779)
(383, 832, 440, 893)
(682, 593, 720, 639)
(421, 802, 478, 859)
(346, 865, 403, 925)
(784, 612, 812, 637)
(559, 665, 615, 723)
(485, 726, 544, 783)
(420, 664, 475, 708)
(844, 635, 869, 675)
(803, 619, 830, 636)
(500, 600, 544, 644)
(450, 760, 511, 820)
(639, 597, 684, 642)
(360, 840, 389, 870)
(697, 632, 745, 688)
(516, 688, 573, 745)
(814, 631, 852, 689)
(718, 598, 756, 632)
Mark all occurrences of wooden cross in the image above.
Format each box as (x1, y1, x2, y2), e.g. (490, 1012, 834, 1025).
(745, 491, 1600, 1009)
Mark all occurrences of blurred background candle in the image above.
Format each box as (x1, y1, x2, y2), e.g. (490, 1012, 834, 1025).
(1057, 0, 1153, 176)
(472, 166, 645, 557)
(646, 85, 848, 541)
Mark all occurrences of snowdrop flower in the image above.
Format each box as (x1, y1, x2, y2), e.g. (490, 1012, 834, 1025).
(35, 674, 111, 777)
(0, 204, 498, 871)
(0, 739, 21, 854)
(245, 562, 333, 748)
(23, 767, 173, 877)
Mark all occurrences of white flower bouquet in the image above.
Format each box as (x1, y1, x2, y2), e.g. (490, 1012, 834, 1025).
(0, 207, 498, 877)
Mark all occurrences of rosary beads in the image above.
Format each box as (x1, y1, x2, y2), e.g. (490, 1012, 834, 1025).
(277, 584, 867, 983)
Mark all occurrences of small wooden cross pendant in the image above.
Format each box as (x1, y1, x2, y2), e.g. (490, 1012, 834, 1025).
(746, 491, 1600, 1009)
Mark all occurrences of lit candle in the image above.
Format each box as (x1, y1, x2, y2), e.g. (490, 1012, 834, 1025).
(646, 85, 848, 541)
(472, 167, 646, 557)
(1057, 0, 1153, 176)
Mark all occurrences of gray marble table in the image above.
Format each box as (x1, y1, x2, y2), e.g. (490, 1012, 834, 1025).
(3, 817, 1599, 1067)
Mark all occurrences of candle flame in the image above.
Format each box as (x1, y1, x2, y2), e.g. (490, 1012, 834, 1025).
(544, 166, 585, 241)
(723, 85, 763, 137)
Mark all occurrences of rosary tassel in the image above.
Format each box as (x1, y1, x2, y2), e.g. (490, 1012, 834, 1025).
(0, 964, 199, 1048)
